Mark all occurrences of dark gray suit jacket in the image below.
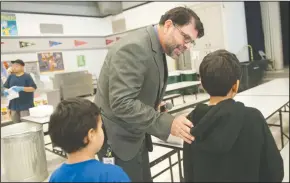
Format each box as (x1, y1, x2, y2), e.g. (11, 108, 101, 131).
(95, 25, 174, 161)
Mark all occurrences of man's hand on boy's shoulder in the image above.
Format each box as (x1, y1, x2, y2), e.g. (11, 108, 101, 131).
(171, 115, 195, 144)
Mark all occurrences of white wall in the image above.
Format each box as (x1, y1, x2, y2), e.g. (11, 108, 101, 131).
(109, 2, 249, 69)
(108, 2, 203, 30)
(221, 2, 249, 62)
(2, 2, 250, 76)
(14, 13, 112, 36)
(2, 13, 112, 77)
(107, 2, 202, 71)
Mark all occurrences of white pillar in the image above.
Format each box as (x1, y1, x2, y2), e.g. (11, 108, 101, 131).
(260, 2, 284, 70)
(260, 2, 273, 62)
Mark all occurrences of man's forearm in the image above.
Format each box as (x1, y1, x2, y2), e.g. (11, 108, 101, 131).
(23, 87, 36, 92)
(146, 112, 174, 141)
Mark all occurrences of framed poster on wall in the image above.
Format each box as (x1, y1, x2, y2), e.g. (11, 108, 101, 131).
(1, 13, 18, 36)
(77, 55, 86, 67)
(1, 61, 12, 84)
(24, 61, 40, 83)
(37, 52, 65, 73)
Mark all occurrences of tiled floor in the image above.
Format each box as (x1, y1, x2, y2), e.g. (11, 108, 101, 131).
(1, 93, 289, 182)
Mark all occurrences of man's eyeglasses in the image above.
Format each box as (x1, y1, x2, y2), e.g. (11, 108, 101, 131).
(174, 24, 196, 46)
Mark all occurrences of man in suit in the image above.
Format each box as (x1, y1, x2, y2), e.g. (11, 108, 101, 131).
(95, 7, 204, 182)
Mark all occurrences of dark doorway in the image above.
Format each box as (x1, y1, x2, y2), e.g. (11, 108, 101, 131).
(279, 2, 289, 67)
(244, 2, 265, 61)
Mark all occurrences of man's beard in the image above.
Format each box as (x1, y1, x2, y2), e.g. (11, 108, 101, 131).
(165, 43, 181, 61)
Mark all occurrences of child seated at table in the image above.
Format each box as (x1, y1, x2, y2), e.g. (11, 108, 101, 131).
(183, 49, 284, 182)
(48, 98, 130, 182)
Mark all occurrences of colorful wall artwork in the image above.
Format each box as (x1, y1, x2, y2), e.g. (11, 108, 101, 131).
(77, 55, 86, 67)
(1, 13, 18, 36)
(1, 61, 12, 84)
(37, 52, 65, 73)
(19, 41, 36, 48)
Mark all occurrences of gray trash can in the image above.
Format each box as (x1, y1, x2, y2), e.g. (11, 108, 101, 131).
(1, 122, 48, 182)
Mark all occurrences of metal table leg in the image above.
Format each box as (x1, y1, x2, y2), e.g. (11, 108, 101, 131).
(150, 149, 178, 181)
(279, 110, 284, 148)
(281, 105, 289, 139)
(182, 95, 186, 103)
(177, 150, 183, 182)
(283, 103, 289, 112)
(171, 98, 174, 106)
(169, 156, 174, 182)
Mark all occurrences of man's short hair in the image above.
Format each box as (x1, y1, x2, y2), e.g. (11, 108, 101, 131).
(159, 6, 204, 38)
(199, 49, 242, 97)
(48, 97, 101, 153)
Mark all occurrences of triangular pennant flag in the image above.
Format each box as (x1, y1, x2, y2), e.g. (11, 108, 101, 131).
(105, 39, 114, 45)
(74, 40, 87, 47)
(19, 41, 35, 48)
(49, 41, 62, 47)
(116, 37, 121, 41)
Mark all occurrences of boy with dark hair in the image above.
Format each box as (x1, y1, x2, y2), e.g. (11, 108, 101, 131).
(48, 98, 130, 182)
(183, 49, 284, 182)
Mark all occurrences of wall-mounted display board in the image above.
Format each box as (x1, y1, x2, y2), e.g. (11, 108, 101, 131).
(1, 13, 18, 36)
(77, 55, 86, 67)
(1, 61, 12, 84)
(24, 61, 39, 76)
(37, 52, 65, 73)
(23, 61, 41, 84)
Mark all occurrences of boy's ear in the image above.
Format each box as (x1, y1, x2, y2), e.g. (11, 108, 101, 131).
(97, 115, 102, 127)
(85, 128, 95, 143)
(232, 80, 240, 93)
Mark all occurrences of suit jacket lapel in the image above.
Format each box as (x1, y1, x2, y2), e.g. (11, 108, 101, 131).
(160, 54, 169, 99)
(146, 25, 164, 105)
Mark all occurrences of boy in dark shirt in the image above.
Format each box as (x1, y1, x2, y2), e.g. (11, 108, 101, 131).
(183, 49, 284, 182)
(48, 98, 130, 182)
(3, 59, 37, 123)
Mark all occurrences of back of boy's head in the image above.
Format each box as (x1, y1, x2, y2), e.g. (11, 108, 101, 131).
(199, 49, 241, 97)
(48, 97, 101, 153)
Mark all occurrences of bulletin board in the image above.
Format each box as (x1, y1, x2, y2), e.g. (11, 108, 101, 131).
(37, 52, 65, 73)
(24, 61, 41, 83)
(1, 13, 18, 36)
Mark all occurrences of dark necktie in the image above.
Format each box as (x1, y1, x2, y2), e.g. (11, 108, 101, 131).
(145, 53, 168, 152)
